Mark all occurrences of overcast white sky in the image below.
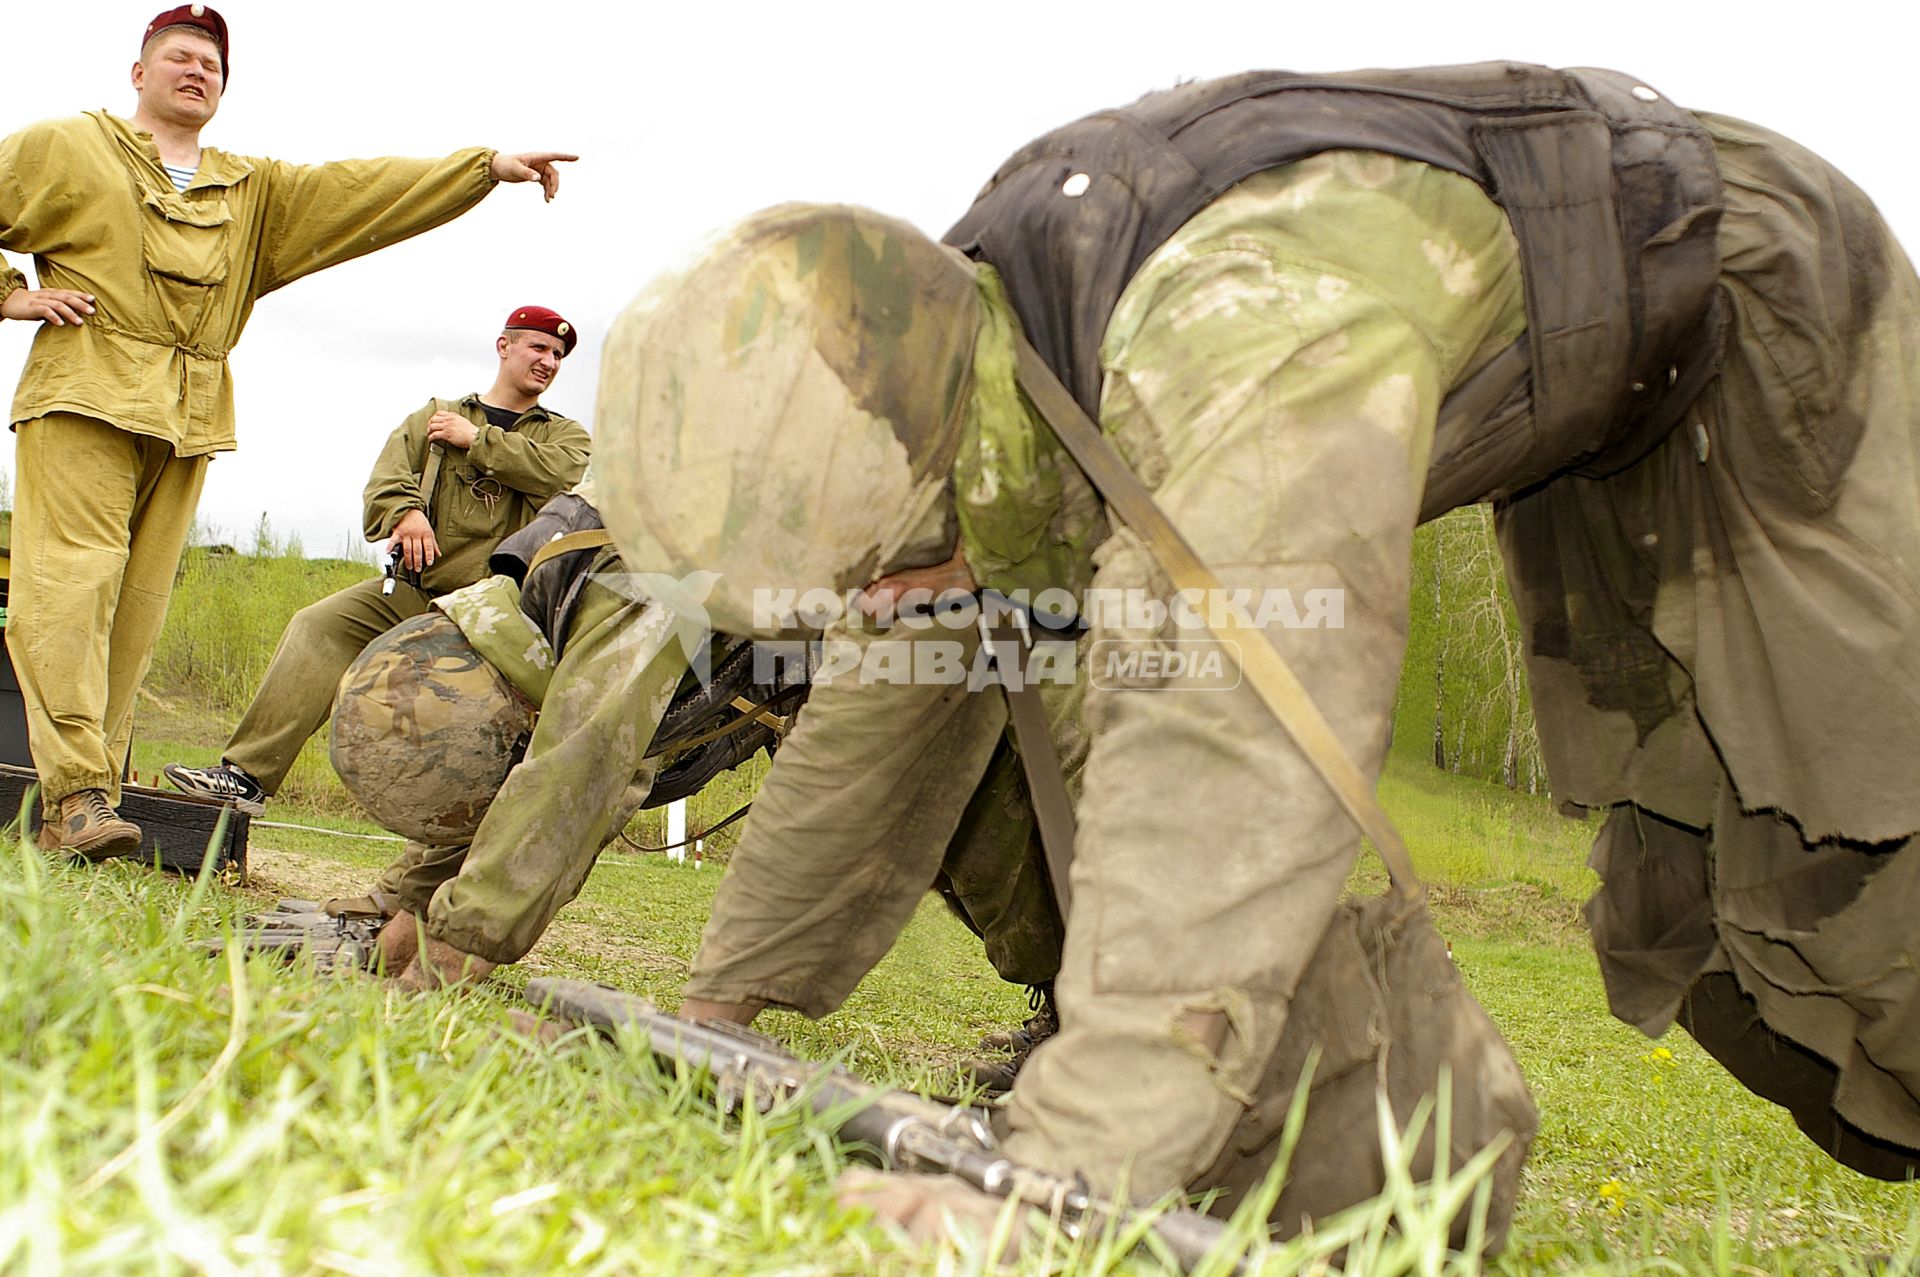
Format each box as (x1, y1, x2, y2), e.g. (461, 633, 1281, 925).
(3, 0, 1911, 557)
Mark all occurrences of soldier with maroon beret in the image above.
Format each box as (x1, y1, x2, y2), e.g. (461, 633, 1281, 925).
(504, 305, 579, 355)
(142, 4, 230, 74)
(165, 309, 589, 813)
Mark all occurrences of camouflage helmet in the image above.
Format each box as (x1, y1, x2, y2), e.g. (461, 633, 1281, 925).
(593, 203, 981, 637)
(330, 612, 536, 844)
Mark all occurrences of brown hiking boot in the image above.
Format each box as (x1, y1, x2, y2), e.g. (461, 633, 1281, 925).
(41, 789, 142, 862)
(964, 983, 1058, 1094)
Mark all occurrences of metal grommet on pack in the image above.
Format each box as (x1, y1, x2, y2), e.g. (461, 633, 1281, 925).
(1061, 173, 1091, 198)
(1692, 422, 1711, 463)
(1632, 85, 1660, 102)
(1631, 380, 1647, 393)
(1667, 365, 1679, 386)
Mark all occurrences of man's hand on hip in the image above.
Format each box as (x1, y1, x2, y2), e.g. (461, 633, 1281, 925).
(1, 288, 95, 326)
(489, 151, 579, 202)
(389, 510, 440, 573)
(426, 411, 478, 450)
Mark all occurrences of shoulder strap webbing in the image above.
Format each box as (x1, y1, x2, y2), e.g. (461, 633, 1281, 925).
(418, 399, 449, 526)
(526, 528, 614, 576)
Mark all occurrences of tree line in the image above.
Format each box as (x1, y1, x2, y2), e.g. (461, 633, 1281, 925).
(1391, 506, 1546, 793)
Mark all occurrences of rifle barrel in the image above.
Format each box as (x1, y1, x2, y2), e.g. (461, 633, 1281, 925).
(523, 977, 1242, 1273)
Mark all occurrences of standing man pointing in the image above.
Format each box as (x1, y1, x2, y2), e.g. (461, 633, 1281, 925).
(0, 6, 575, 859)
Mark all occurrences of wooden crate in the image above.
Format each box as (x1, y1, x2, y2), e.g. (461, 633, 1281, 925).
(0, 763, 248, 876)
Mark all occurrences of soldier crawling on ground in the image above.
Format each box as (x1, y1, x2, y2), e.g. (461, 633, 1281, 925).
(239, 486, 1062, 1064)
(586, 61, 1920, 1252)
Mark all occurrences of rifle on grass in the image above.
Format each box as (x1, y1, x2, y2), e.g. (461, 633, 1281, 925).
(524, 977, 1241, 1272)
(203, 900, 383, 970)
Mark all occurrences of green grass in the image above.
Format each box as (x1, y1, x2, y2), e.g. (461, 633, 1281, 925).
(150, 548, 377, 723)
(1469, 939, 1920, 1268)
(4, 770, 1916, 1273)
(30, 539, 1900, 1271)
(0, 847, 889, 1275)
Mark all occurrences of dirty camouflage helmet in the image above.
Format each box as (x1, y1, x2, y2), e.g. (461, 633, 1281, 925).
(330, 612, 536, 844)
(593, 203, 981, 638)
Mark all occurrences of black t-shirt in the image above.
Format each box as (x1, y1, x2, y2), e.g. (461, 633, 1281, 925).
(477, 402, 523, 431)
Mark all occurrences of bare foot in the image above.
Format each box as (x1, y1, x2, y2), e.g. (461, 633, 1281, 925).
(678, 996, 767, 1025)
(396, 936, 498, 993)
(504, 1009, 570, 1047)
(375, 910, 422, 975)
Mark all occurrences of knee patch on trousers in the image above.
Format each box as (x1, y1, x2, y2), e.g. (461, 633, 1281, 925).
(1172, 987, 1265, 1107)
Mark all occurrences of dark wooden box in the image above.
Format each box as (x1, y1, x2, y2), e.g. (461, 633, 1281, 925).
(0, 576, 32, 769)
(0, 763, 248, 875)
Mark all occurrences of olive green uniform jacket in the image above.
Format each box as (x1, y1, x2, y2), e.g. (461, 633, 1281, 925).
(218, 396, 587, 794)
(0, 111, 497, 453)
(361, 395, 591, 597)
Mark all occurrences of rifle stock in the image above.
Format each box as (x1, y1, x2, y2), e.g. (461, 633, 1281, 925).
(524, 977, 1240, 1272)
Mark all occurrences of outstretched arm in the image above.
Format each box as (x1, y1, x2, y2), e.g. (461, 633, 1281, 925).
(258, 147, 572, 294)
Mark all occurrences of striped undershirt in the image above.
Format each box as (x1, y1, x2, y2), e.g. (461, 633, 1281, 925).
(163, 163, 195, 192)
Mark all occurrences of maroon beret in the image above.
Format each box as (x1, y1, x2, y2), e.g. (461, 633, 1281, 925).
(144, 5, 229, 78)
(504, 305, 578, 355)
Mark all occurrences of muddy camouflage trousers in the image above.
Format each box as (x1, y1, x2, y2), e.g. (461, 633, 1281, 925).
(1503, 116, 1920, 1175)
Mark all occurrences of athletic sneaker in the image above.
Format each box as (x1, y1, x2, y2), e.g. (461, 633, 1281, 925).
(163, 762, 267, 814)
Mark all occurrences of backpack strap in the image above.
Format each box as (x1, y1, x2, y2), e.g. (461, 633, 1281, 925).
(525, 527, 615, 576)
(979, 609, 1081, 916)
